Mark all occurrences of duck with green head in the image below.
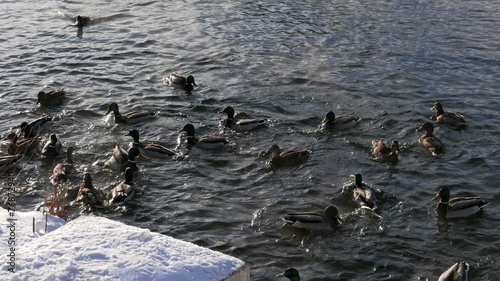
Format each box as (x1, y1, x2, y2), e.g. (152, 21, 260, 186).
(105, 102, 156, 124)
(265, 144, 311, 166)
(372, 139, 400, 163)
(110, 167, 136, 206)
(165, 74, 197, 92)
(219, 106, 266, 132)
(350, 174, 378, 211)
(283, 205, 342, 230)
(322, 111, 359, 130)
(432, 102, 466, 130)
(417, 122, 444, 156)
(125, 130, 175, 158)
(41, 134, 63, 158)
(277, 268, 300, 281)
(179, 124, 229, 149)
(433, 187, 489, 219)
(438, 261, 469, 281)
(104, 145, 143, 172)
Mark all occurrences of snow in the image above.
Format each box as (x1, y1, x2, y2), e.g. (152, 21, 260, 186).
(0, 208, 247, 281)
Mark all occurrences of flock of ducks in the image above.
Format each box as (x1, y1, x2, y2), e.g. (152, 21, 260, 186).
(0, 81, 489, 280)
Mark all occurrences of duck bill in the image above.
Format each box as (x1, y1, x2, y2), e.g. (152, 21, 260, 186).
(124, 132, 131, 136)
(349, 175, 355, 178)
(178, 128, 185, 132)
(322, 117, 328, 123)
(137, 153, 146, 160)
(105, 109, 112, 116)
(192, 82, 197, 87)
(276, 273, 285, 277)
(336, 214, 343, 222)
(432, 194, 441, 201)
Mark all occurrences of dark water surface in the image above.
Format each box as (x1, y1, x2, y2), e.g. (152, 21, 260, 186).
(1, 0, 499, 280)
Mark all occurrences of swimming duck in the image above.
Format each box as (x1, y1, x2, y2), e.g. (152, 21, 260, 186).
(125, 130, 175, 158)
(19, 116, 52, 139)
(104, 145, 143, 172)
(277, 268, 301, 281)
(51, 147, 75, 184)
(76, 172, 104, 208)
(37, 89, 66, 106)
(349, 174, 378, 211)
(105, 102, 156, 124)
(165, 74, 197, 91)
(438, 261, 469, 281)
(0, 154, 22, 173)
(432, 102, 466, 130)
(283, 205, 342, 230)
(433, 187, 490, 219)
(322, 111, 359, 130)
(265, 144, 311, 166)
(41, 134, 63, 157)
(110, 167, 136, 206)
(417, 122, 444, 156)
(218, 106, 266, 132)
(3, 133, 40, 156)
(372, 139, 400, 163)
(179, 124, 229, 149)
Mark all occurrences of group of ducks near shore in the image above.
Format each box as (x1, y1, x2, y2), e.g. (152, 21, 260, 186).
(0, 73, 489, 280)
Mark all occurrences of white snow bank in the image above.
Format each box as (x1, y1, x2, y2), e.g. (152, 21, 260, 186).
(0, 208, 249, 281)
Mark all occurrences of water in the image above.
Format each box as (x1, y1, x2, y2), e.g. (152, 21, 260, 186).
(1, 0, 499, 280)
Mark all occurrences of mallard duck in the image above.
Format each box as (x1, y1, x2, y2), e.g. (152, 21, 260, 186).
(3, 133, 40, 156)
(165, 74, 197, 91)
(438, 261, 469, 281)
(417, 122, 444, 156)
(50, 147, 74, 184)
(125, 130, 175, 158)
(433, 187, 490, 219)
(265, 144, 311, 166)
(37, 89, 66, 106)
(219, 106, 266, 132)
(372, 139, 400, 163)
(277, 268, 301, 281)
(350, 174, 378, 211)
(76, 172, 104, 208)
(0, 154, 22, 173)
(432, 102, 466, 130)
(41, 134, 63, 157)
(105, 102, 156, 124)
(110, 167, 136, 206)
(283, 205, 342, 230)
(19, 116, 52, 139)
(104, 145, 143, 172)
(322, 111, 359, 130)
(179, 124, 229, 149)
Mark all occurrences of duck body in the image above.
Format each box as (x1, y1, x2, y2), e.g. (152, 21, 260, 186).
(126, 130, 175, 158)
(322, 111, 359, 130)
(433, 187, 489, 219)
(179, 124, 228, 149)
(20, 116, 52, 139)
(4, 133, 40, 156)
(110, 167, 136, 206)
(277, 268, 301, 281)
(438, 261, 469, 281)
(51, 147, 74, 184)
(0, 154, 22, 173)
(219, 106, 266, 132)
(283, 205, 342, 230)
(432, 102, 466, 130)
(76, 173, 104, 208)
(104, 145, 142, 172)
(372, 139, 400, 163)
(165, 74, 197, 91)
(37, 89, 66, 106)
(105, 103, 155, 124)
(265, 144, 311, 166)
(350, 174, 378, 211)
(41, 134, 63, 157)
(417, 122, 444, 156)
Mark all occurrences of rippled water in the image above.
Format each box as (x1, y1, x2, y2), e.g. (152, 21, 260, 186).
(1, 0, 499, 280)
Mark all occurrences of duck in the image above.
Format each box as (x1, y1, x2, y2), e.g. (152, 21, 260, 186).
(265, 144, 311, 166)
(50, 147, 75, 184)
(104, 145, 143, 172)
(41, 134, 63, 157)
(438, 261, 469, 281)
(179, 124, 229, 149)
(432, 102, 466, 130)
(0, 154, 22, 173)
(283, 205, 342, 230)
(372, 139, 400, 163)
(321, 111, 359, 130)
(125, 130, 175, 158)
(433, 187, 490, 219)
(417, 122, 444, 156)
(349, 174, 378, 211)
(3, 133, 40, 156)
(37, 89, 66, 106)
(76, 172, 104, 208)
(19, 116, 52, 139)
(277, 268, 301, 281)
(105, 102, 156, 124)
(165, 74, 197, 91)
(218, 106, 266, 132)
(110, 167, 136, 206)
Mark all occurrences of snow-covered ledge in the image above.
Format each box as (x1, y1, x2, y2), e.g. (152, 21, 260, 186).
(0, 208, 249, 281)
